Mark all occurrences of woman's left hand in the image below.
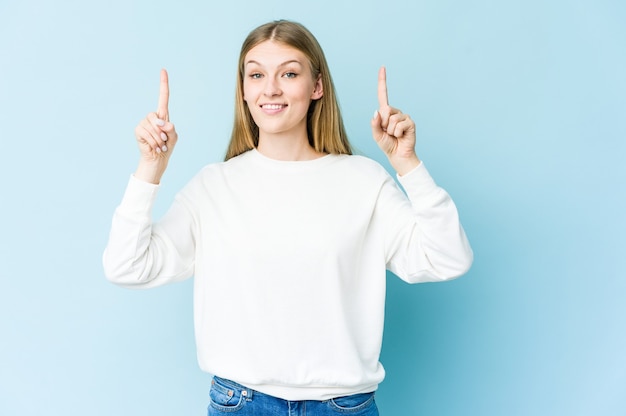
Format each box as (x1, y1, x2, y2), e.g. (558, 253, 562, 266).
(371, 67, 421, 176)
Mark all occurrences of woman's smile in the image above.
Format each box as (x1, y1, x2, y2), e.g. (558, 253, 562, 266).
(261, 103, 288, 114)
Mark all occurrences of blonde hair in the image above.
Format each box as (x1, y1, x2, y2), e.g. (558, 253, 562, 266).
(225, 20, 352, 160)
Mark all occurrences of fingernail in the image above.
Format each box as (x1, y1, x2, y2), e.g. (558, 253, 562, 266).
(373, 110, 379, 119)
(161, 132, 168, 141)
(162, 145, 168, 152)
(156, 119, 165, 127)
(156, 147, 162, 154)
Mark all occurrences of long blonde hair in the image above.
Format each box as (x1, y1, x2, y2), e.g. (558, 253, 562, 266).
(225, 20, 351, 160)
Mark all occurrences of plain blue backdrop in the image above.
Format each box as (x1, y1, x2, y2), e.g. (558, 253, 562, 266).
(1, 0, 624, 415)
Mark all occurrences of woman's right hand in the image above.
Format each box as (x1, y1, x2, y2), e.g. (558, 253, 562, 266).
(134, 69, 178, 184)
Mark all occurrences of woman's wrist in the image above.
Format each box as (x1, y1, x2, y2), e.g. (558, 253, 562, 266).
(134, 160, 167, 184)
(391, 153, 421, 176)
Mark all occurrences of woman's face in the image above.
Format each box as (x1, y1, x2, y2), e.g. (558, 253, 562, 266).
(243, 40, 323, 142)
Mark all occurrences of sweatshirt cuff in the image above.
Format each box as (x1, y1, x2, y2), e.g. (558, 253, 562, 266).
(396, 162, 441, 207)
(116, 174, 161, 218)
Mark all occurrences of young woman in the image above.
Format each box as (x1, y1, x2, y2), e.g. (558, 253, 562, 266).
(104, 20, 472, 415)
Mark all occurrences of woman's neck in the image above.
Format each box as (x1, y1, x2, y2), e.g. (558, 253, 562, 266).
(257, 134, 326, 161)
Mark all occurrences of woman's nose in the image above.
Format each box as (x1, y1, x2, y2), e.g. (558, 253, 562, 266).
(263, 77, 281, 97)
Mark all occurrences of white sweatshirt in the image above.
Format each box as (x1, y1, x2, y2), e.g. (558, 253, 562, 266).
(103, 149, 472, 401)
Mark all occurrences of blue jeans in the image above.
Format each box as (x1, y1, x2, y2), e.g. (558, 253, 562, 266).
(208, 376, 379, 415)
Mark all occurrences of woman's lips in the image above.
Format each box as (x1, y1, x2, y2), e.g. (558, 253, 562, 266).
(261, 103, 287, 114)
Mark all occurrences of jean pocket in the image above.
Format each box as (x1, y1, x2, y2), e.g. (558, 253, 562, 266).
(328, 392, 377, 413)
(208, 377, 247, 412)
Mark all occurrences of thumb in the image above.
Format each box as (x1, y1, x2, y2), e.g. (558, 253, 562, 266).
(371, 110, 385, 143)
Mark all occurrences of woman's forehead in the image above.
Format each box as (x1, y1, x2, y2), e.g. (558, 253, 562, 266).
(244, 40, 308, 67)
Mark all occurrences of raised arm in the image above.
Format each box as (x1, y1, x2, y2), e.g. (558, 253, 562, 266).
(103, 69, 194, 288)
(371, 67, 473, 281)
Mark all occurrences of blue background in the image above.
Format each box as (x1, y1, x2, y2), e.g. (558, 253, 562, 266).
(1, 0, 624, 415)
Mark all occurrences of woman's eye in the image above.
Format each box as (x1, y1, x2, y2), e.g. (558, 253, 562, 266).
(283, 72, 297, 79)
(249, 73, 262, 79)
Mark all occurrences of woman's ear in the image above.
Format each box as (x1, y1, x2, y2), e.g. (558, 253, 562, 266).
(311, 76, 323, 100)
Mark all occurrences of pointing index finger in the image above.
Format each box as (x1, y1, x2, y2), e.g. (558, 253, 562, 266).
(157, 68, 170, 121)
(377, 66, 389, 108)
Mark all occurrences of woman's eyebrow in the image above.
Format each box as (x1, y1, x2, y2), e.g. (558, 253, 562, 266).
(245, 59, 303, 67)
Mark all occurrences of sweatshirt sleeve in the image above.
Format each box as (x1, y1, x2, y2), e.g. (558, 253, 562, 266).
(102, 175, 196, 289)
(379, 162, 473, 283)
